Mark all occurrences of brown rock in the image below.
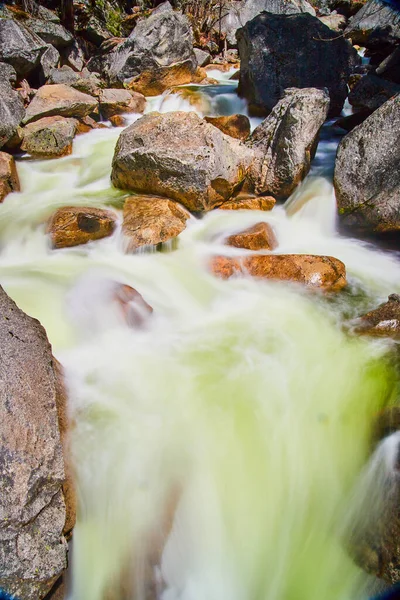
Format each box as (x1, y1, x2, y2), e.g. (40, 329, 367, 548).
(204, 114, 251, 141)
(205, 63, 234, 73)
(99, 89, 146, 119)
(225, 222, 278, 250)
(347, 294, 400, 339)
(114, 284, 153, 328)
(47, 206, 117, 248)
(0, 151, 20, 202)
(75, 116, 107, 135)
(122, 195, 190, 251)
(210, 254, 347, 291)
(23, 84, 98, 125)
(109, 115, 127, 128)
(219, 195, 276, 211)
(21, 116, 78, 159)
(126, 61, 195, 96)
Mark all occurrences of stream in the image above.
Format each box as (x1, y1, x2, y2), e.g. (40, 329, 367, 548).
(1, 72, 400, 600)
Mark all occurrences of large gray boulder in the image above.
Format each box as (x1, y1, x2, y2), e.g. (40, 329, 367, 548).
(247, 87, 330, 199)
(0, 287, 70, 599)
(0, 19, 47, 77)
(334, 93, 400, 235)
(219, 0, 316, 46)
(24, 18, 74, 49)
(349, 73, 400, 112)
(0, 75, 25, 149)
(107, 1, 197, 86)
(345, 0, 400, 49)
(111, 111, 255, 212)
(237, 12, 360, 116)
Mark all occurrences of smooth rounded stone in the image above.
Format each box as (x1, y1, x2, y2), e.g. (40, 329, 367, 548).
(204, 114, 251, 141)
(107, 1, 197, 87)
(225, 222, 278, 250)
(125, 60, 197, 96)
(0, 287, 69, 600)
(99, 89, 146, 119)
(348, 74, 400, 112)
(334, 94, 400, 235)
(218, 195, 276, 211)
(210, 254, 347, 291)
(47, 206, 117, 248)
(346, 294, 400, 339)
(344, 0, 400, 49)
(194, 48, 211, 67)
(0, 19, 47, 77)
(0, 79, 25, 149)
(237, 12, 360, 117)
(24, 18, 74, 48)
(122, 195, 190, 251)
(21, 116, 78, 159)
(23, 84, 98, 125)
(0, 151, 20, 201)
(247, 87, 330, 199)
(111, 111, 255, 212)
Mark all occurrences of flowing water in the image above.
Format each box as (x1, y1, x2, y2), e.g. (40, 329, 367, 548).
(1, 77, 400, 600)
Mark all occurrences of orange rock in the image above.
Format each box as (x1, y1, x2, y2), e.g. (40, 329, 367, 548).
(109, 114, 127, 128)
(219, 195, 276, 211)
(0, 151, 20, 202)
(76, 116, 107, 134)
(205, 114, 250, 141)
(47, 206, 117, 248)
(210, 254, 347, 291)
(99, 89, 146, 119)
(126, 60, 195, 96)
(225, 222, 277, 251)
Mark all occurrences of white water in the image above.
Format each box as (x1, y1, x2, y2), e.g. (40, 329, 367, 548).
(1, 85, 400, 600)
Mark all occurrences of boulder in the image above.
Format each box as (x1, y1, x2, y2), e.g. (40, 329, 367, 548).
(347, 294, 400, 338)
(218, 195, 276, 211)
(40, 45, 60, 81)
(225, 222, 278, 250)
(48, 65, 81, 86)
(348, 73, 400, 111)
(107, 1, 197, 88)
(0, 151, 20, 201)
(237, 12, 360, 116)
(125, 60, 197, 96)
(111, 111, 255, 212)
(47, 206, 117, 248)
(376, 46, 400, 84)
(0, 61, 17, 85)
(334, 93, 400, 235)
(344, 0, 400, 49)
(0, 78, 25, 149)
(61, 40, 85, 72)
(23, 84, 98, 125)
(247, 88, 330, 199)
(48, 67, 102, 97)
(21, 116, 78, 159)
(0, 19, 47, 77)
(24, 19, 74, 49)
(194, 48, 211, 67)
(122, 195, 190, 251)
(0, 287, 69, 599)
(109, 114, 127, 127)
(210, 254, 347, 291)
(204, 114, 251, 141)
(99, 89, 146, 119)
(319, 12, 347, 30)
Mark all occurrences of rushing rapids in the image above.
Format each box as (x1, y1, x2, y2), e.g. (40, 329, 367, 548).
(1, 77, 400, 600)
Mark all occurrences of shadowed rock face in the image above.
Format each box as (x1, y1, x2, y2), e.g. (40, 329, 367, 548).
(347, 294, 400, 339)
(47, 206, 117, 248)
(0, 19, 47, 77)
(0, 287, 70, 599)
(334, 94, 400, 236)
(237, 12, 360, 117)
(344, 0, 400, 49)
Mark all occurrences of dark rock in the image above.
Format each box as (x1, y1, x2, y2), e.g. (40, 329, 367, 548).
(334, 109, 372, 131)
(61, 40, 85, 72)
(21, 116, 78, 159)
(0, 287, 69, 599)
(344, 0, 400, 49)
(79, 14, 113, 46)
(334, 93, 400, 235)
(24, 19, 74, 49)
(0, 78, 25, 149)
(237, 11, 360, 117)
(376, 46, 400, 84)
(0, 61, 17, 85)
(47, 206, 117, 248)
(349, 73, 400, 111)
(225, 222, 278, 250)
(0, 19, 47, 77)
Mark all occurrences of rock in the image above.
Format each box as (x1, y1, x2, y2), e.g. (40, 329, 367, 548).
(348, 73, 400, 111)
(24, 19, 74, 49)
(0, 19, 47, 78)
(210, 254, 347, 291)
(48, 65, 81, 86)
(334, 93, 400, 235)
(319, 12, 347, 30)
(21, 116, 78, 159)
(344, 0, 400, 49)
(40, 45, 60, 81)
(218, 195, 276, 211)
(122, 195, 190, 251)
(204, 114, 251, 141)
(76, 115, 107, 134)
(218, 0, 316, 47)
(0, 78, 25, 149)
(79, 14, 113, 47)
(107, 1, 197, 88)
(48, 67, 102, 97)
(334, 109, 372, 131)
(247, 88, 330, 200)
(99, 89, 146, 119)
(225, 222, 278, 250)
(111, 111, 255, 212)
(194, 48, 211, 67)
(0, 61, 17, 85)
(347, 294, 400, 338)
(237, 12, 360, 116)
(61, 40, 85, 72)
(0, 287, 69, 599)
(23, 84, 98, 125)
(376, 46, 400, 84)
(124, 60, 196, 96)
(0, 151, 20, 201)
(47, 206, 117, 248)
(109, 114, 127, 127)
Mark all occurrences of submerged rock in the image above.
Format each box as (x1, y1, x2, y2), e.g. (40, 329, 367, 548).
(347, 294, 400, 339)
(225, 222, 278, 250)
(0, 19, 47, 77)
(47, 206, 117, 248)
(111, 111, 254, 212)
(0, 151, 20, 201)
(99, 88, 146, 119)
(21, 116, 78, 159)
(344, 0, 400, 49)
(204, 114, 251, 141)
(334, 93, 400, 235)
(23, 84, 98, 125)
(0, 76, 25, 148)
(0, 287, 70, 599)
(210, 254, 347, 291)
(122, 195, 190, 251)
(114, 284, 154, 328)
(237, 12, 359, 116)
